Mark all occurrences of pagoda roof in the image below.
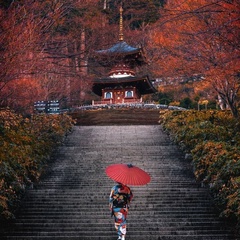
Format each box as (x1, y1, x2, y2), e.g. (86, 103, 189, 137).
(96, 41, 141, 55)
(92, 75, 156, 96)
(94, 41, 147, 66)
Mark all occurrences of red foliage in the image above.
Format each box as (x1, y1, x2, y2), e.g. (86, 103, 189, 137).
(149, 0, 240, 117)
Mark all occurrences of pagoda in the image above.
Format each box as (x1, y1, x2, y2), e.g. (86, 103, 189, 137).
(92, 6, 156, 105)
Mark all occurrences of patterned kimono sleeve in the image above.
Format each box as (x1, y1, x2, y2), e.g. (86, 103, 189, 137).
(109, 189, 114, 204)
(109, 185, 118, 206)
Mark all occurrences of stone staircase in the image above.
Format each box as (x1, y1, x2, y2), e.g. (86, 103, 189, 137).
(0, 125, 237, 240)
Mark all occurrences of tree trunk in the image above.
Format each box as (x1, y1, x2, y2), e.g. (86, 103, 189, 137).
(228, 103, 239, 119)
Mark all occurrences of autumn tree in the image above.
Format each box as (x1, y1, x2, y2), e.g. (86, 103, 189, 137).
(0, 0, 75, 112)
(0, 1, 39, 108)
(0, 0, 103, 111)
(149, 0, 240, 118)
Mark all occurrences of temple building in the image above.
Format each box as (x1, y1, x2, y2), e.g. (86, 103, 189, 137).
(92, 6, 156, 105)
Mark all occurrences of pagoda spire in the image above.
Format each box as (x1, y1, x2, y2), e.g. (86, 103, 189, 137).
(119, 4, 124, 41)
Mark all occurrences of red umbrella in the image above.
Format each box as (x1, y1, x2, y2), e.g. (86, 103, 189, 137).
(105, 163, 151, 186)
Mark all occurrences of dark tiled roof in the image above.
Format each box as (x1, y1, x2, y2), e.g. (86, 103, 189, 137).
(92, 75, 156, 96)
(96, 41, 140, 55)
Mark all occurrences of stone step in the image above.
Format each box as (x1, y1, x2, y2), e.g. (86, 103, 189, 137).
(1, 236, 236, 240)
(5, 226, 232, 232)
(9, 221, 228, 227)
(18, 200, 214, 206)
(11, 218, 225, 227)
(18, 204, 214, 212)
(15, 214, 220, 220)
(2, 229, 234, 236)
(19, 206, 214, 211)
(9, 218, 224, 224)
(21, 197, 213, 202)
(2, 236, 235, 240)
(23, 191, 209, 195)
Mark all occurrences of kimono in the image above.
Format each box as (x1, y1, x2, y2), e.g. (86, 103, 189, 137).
(109, 183, 133, 239)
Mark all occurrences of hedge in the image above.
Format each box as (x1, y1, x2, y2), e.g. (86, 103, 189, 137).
(159, 110, 240, 231)
(0, 109, 75, 220)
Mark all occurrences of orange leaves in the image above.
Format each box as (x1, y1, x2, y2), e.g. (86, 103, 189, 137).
(1, 77, 45, 114)
(160, 109, 240, 226)
(0, 0, 76, 111)
(151, 0, 240, 75)
(149, 0, 240, 117)
(0, 109, 74, 220)
(0, 2, 46, 110)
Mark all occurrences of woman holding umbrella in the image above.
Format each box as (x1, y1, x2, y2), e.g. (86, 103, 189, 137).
(106, 163, 151, 240)
(109, 182, 133, 240)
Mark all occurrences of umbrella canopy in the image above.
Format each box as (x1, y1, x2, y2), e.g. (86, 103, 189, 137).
(105, 163, 151, 186)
